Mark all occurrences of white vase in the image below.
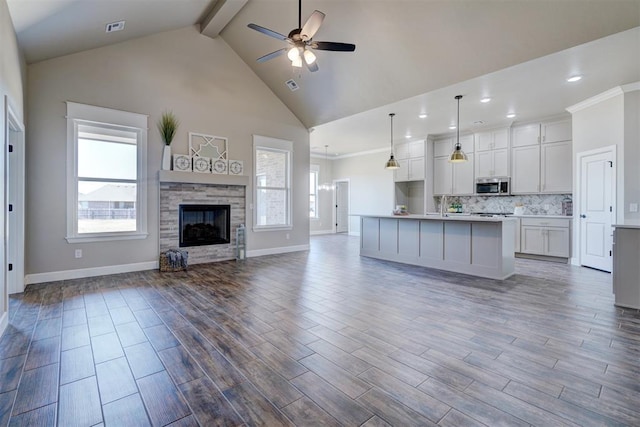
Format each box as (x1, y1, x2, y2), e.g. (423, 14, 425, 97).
(162, 145, 172, 170)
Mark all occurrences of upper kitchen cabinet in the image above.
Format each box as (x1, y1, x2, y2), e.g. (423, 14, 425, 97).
(394, 140, 425, 182)
(511, 118, 572, 194)
(475, 128, 509, 151)
(433, 135, 474, 196)
(512, 119, 571, 147)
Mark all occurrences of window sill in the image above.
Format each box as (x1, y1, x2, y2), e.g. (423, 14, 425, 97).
(66, 232, 149, 244)
(253, 225, 293, 232)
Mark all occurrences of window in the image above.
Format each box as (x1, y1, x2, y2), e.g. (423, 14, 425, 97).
(310, 164, 319, 218)
(253, 135, 292, 230)
(66, 102, 148, 242)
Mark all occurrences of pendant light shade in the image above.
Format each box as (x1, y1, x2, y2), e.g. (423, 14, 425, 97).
(318, 145, 335, 191)
(449, 95, 468, 163)
(385, 113, 400, 169)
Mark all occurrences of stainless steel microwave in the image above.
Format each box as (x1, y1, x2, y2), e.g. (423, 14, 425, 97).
(476, 177, 510, 195)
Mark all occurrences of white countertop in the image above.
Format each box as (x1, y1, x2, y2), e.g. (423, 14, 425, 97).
(513, 214, 573, 219)
(357, 213, 516, 223)
(613, 219, 640, 229)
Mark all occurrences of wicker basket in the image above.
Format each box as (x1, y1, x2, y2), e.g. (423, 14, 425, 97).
(159, 251, 188, 272)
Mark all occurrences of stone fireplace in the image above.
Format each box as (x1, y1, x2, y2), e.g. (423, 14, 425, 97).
(159, 172, 247, 264)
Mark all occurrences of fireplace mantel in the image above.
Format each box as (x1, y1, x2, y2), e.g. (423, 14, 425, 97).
(159, 170, 250, 187)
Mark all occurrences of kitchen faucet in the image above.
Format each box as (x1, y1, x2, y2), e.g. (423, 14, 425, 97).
(440, 195, 447, 216)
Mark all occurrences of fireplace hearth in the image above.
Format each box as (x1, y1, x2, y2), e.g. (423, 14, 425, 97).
(179, 204, 230, 247)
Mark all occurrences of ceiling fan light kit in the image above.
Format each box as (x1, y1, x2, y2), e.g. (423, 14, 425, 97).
(449, 95, 468, 163)
(385, 113, 400, 170)
(248, 0, 355, 72)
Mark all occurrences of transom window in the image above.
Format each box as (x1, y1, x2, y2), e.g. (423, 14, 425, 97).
(66, 102, 148, 242)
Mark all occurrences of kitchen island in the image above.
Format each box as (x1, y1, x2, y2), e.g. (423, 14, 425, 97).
(360, 214, 516, 280)
(612, 221, 640, 309)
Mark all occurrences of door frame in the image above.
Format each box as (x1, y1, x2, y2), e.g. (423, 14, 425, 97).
(333, 179, 350, 234)
(575, 145, 616, 268)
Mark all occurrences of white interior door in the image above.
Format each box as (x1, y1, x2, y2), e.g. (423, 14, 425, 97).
(335, 181, 349, 233)
(7, 110, 25, 295)
(579, 148, 614, 272)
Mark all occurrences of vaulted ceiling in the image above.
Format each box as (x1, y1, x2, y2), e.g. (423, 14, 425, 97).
(8, 0, 640, 155)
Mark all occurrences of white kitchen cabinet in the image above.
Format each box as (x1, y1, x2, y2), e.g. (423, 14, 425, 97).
(452, 153, 475, 195)
(612, 226, 640, 309)
(541, 140, 572, 193)
(512, 119, 571, 147)
(433, 137, 453, 157)
(394, 140, 425, 182)
(513, 217, 521, 252)
(475, 128, 508, 152)
(433, 156, 452, 195)
(520, 217, 570, 258)
(475, 148, 508, 178)
(511, 145, 540, 194)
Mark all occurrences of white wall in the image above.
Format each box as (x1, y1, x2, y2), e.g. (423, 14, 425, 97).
(332, 151, 395, 235)
(25, 25, 310, 280)
(624, 89, 640, 221)
(1, 0, 26, 332)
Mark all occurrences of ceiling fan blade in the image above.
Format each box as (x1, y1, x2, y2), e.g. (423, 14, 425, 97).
(247, 23, 288, 41)
(306, 60, 319, 73)
(257, 48, 287, 63)
(301, 10, 325, 40)
(312, 41, 356, 52)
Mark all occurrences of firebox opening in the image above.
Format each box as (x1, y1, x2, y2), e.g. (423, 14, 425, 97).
(179, 204, 230, 247)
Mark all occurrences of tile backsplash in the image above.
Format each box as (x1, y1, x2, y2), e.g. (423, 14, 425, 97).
(436, 194, 572, 216)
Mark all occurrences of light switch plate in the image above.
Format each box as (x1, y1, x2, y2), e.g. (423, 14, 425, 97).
(630, 203, 638, 213)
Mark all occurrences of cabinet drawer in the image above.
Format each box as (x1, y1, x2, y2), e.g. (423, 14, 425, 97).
(521, 218, 570, 228)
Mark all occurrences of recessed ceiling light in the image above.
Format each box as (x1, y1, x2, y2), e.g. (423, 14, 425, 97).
(480, 97, 491, 103)
(449, 125, 457, 130)
(418, 113, 427, 119)
(567, 75, 582, 82)
(506, 113, 516, 119)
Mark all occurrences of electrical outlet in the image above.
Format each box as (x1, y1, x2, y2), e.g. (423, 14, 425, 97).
(75, 249, 82, 258)
(286, 233, 290, 240)
(630, 203, 639, 213)
(544, 204, 550, 211)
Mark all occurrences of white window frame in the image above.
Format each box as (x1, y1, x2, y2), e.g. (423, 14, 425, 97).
(66, 102, 148, 243)
(310, 164, 319, 219)
(253, 135, 293, 231)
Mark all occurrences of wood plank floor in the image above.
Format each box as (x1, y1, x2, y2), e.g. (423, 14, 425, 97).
(1, 234, 640, 426)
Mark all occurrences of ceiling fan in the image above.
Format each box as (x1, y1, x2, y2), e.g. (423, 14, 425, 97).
(247, 0, 356, 72)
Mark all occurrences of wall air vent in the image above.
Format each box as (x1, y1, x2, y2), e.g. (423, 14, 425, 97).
(105, 21, 126, 33)
(285, 79, 299, 92)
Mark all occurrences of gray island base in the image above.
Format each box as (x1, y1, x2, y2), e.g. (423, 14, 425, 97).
(360, 214, 516, 280)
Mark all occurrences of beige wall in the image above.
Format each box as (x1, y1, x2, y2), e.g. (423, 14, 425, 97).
(623, 89, 640, 221)
(25, 25, 309, 278)
(332, 151, 395, 235)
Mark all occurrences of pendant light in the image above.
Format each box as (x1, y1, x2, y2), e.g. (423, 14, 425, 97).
(318, 145, 334, 191)
(385, 113, 400, 169)
(449, 95, 468, 163)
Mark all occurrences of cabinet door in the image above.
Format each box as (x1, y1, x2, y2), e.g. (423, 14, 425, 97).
(545, 227, 570, 257)
(459, 134, 474, 153)
(521, 226, 544, 254)
(409, 140, 425, 158)
(513, 217, 521, 253)
(512, 124, 540, 147)
(475, 131, 493, 152)
(408, 157, 425, 181)
(393, 159, 409, 182)
(542, 120, 571, 144)
(433, 156, 452, 195)
(493, 148, 509, 177)
(541, 141, 572, 193)
(475, 150, 494, 178)
(395, 142, 409, 160)
(452, 153, 474, 195)
(512, 145, 540, 194)
(433, 138, 452, 157)
(492, 128, 509, 149)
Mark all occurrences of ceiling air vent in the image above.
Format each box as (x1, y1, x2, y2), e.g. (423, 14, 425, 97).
(105, 21, 125, 33)
(285, 79, 299, 92)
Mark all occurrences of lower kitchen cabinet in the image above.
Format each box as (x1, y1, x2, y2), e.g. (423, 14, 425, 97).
(520, 218, 570, 258)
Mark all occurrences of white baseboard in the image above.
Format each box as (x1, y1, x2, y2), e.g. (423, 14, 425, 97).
(348, 231, 360, 236)
(0, 311, 8, 336)
(247, 244, 310, 258)
(24, 261, 159, 285)
(310, 230, 333, 236)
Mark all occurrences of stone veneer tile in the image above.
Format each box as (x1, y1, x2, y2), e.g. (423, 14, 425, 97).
(160, 183, 246, 264)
